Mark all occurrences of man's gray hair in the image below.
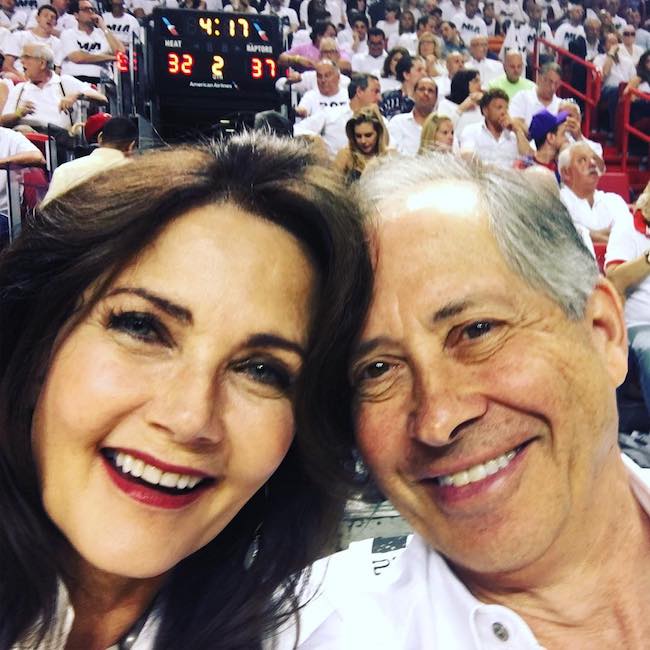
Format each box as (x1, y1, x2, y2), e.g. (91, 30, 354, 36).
(539, 61, 562, 76)
(358, 154, 599, 320)
(558, 140, 592, 173)
(23, 43, 55, 69)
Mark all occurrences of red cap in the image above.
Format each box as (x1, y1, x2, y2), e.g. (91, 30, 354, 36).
(84, 112, 112, 143)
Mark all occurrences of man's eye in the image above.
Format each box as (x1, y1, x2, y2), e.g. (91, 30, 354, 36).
(234, 359, 293, 392)
(360, 360, 392, 379)
(108, 311, 169, 345)
(463, 321, 493, 340)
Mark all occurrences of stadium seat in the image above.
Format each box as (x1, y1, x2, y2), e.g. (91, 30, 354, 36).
(598, 172, 631, 203)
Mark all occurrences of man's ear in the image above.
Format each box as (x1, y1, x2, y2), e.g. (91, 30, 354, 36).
(585, 277, 628, 388)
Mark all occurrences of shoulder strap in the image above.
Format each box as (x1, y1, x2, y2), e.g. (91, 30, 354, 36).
(59, 78, 73, 126)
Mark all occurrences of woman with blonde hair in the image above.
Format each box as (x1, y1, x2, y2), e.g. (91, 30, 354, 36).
(417, 32, 444, 77)
(418, 113, 454, 153)
(334, 105, 389, 182)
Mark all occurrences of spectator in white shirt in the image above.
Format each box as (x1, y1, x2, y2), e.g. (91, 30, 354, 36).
(440, 19, 466, 56)
(510, 60, 562, 128)
(501, 1, 553, 66)
(376, 2, 400, 44)
(559, 97, 605, 168)
(0, 0, 28, 31)
(388, 75, 437, 154)
(387, 8, 415, 52)
(435, 49, 463, 97)
(351, 26, 386, 75)
(29, 0, 77, 35)
(102, 0, 140, 47)
(452, 0, 487, 47)
(346, 12, 368, 54)
(458, 87, 531, 167)
(262, 0, 299, 40)
(553, 3, 586, 51)
(437, 67, 483, 138)
(494, 0, 525, 31)
(620, 26, 643, 64)
(295, 59, 348, 118)
(439, 0, 463, 23)
(466, 34, 504, 87)
(583, 16, 603, 61)
(60, 0, 124, 83)
(3, 4, 60, 79)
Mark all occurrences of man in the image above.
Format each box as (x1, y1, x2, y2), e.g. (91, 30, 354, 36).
(395, 14, 439, 55)
(458, 87, 531, 167)
(510, 61, 562, 128)
(293, 72, 381, 155)
(274, 146, 650, 650)
(388, 76, 437, 155)
(553, 2, 586, 50)
(501, 1, 553, 66)
(295, 59, 348, 118)
(605, 191, 650, 425)
(440, 20, 466, 55)
(517, 108, 568, 177)
(379, 54, 425, 118)
(351, 27, 386, 76)
(346, 13, 368, 55)
(0, 0, 27, 31)
(440, 0, 463, 23)
(559, 141, 628, 243)
(1, 43, 106, 131)
(559, 98, 604, 165)
(26, 0, 77, 35)
(627, 8, 650, 51)
(59, 0, 124, 83)
(466, 35, 504, 87)
(42, 115, 135, 203)
(262, 0, 298, 42)
(3, 4, 60, 79)
(101, 0, 140, 47)
(0, 125, 44, 245)
(583, 16, 603, 61)
(488, 49, 534, 99)
(435, 50, 463, 97)
(452, 0, 487, 47)
(495, 0, 525, 31)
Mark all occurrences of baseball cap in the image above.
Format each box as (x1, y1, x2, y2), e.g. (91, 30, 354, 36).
(528, 109, 568, 143)
(84, 112, 112, 143)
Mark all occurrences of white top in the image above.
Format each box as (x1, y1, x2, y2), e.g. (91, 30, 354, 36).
(102, 12, 141, 46)
(605, 210, 650, 328)
(494, 0, 525, 27)
(509, 88, 561, 128)
(458, 119, 520, 169)
(559, 185, 629, 234)
(2, 72, 91, 129)
(376, 19, 399, 42)
(437, 97, 483, 139)
(42, 147, 129, 203)
(465, 57, 504, 87)
(537, 0, 561, 22)
(4, 30, 62, 70)
(297, 86, 349, 117)
(501, 21, 552, 57)
(27, 10, 77, 32)
(387, 110, 422, 156)
(440, 0, 464, 22)
(389, 31, 417, 55)
(293, 103, 352, 155)
(223, 4, 258, 13)
(59, 27, 113, 79)
(0, 126, 41, 215)
(0, 8, 28, 31)
(452, 11, 487, 47)
(267, 456, 650, 650)
(620, 43, 644, 66)
(594, 51, 636, 89)
(553, 22, 585, 50)
(351, 51, 386, 76)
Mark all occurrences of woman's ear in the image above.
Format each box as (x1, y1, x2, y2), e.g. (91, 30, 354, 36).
(585, 277, 628, 388)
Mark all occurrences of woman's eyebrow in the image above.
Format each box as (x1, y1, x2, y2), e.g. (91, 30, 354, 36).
(106, 287, 193, 325)
(244, 333, 306, 359)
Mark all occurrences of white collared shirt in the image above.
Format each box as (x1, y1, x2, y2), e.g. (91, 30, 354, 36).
(351, 51, 386, 76)
(509, 88, 561, 128)
(268, 456, 650, 650)
(388, 110, 423, 156)
(465, 57, 505, 87)
(458, 119, 520, 169)
(559, 185, 629, 234)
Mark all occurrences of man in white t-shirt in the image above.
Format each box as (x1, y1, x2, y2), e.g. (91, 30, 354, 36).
(26, 0, 77, 35)
(387, 75, 437, 155)
(0, 0, 28, 31)
(509, 60, 562, 128)
(465, 35, 504, 88)
(439, 0, 463, 23)
(351, 27, 386, 75)
(59, 0, 124, 82)
(102, 0, 139, 47)
(553, 3, 586, 50)
(295, 59, 348, 118)
(3, 4, 60, 77)
(452, 0, 486, 46)
(1, 42, 107, 130)
(262, 0, 298, 41)
(559, 141, 629, 243)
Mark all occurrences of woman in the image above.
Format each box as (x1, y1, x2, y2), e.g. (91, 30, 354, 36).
(624, 49, 650, 152)
(380, 46, 409, 93)
(334, 105, 389, 182)
(417, 32, 444, 77)
(0, 133, 372, 649)
(418, 113, 454, 153)
(437, 69, 484, 139)
(388, 9, 415, 52)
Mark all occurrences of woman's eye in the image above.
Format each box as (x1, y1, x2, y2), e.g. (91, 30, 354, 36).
(462, 321, 493, 340)
(108, 311, 169, 345)
(359, 360, 392, 380)
(235, 359, 293, 392)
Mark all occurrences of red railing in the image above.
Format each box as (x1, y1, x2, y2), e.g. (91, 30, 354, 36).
(532, 37, 602, 136)
(620, 86, 650, 173)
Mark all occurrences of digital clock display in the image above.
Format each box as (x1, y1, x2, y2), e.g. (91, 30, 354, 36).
(152, 8, 281, 96)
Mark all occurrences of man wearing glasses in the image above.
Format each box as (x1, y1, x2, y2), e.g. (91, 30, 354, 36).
(59, 0, 124, 83)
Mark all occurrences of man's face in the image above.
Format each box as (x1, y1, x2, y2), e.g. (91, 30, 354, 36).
(21, 48, 46, 80)
(405, 59, 426, 85)
(37, 7, 57, 32)
(352, 181, 626, 574)
(417, 16, 435, 36)
(413, 78, 437, 113)
(465, 0, 479, 17)
(527, 2, 542, 22)
(446, 52, 463, 75)
(353, 19, 368, 40)
(441, 22, 454, 41)
(549, 121, 568, 151)
(52, 0, 68, 13)
(368, 34, 385, 57)
(315, 62, 339, 95)
(76, 0, 97, 27)
(565, 145, 600, 194)
(569, 4, 583, 24)
(357, 78, 381, 106)
(584, 20, 600, 42)
(483, 97, 508, 127)
(469, 37, 488, 61)
(504, 52, 523, 82)
(0, 0, 15, 13)
(538, 70, 561, 99)
(319, 38, 340, 61)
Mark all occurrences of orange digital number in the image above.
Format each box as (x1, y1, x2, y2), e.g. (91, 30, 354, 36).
(167, 52, 180, 74)
(180, 53, 193, 75)
(251, 57, 262, 79)
(264, 57, 276, 78)
(199, 16, 212, 35)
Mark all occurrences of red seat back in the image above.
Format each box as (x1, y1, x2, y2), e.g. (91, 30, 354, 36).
(597, 172, 630, 203)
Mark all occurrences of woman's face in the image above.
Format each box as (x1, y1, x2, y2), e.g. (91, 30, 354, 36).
(389, 51, 403, 75)
(32, 203, 315, 578)
(354, 121, 379, 154)
(419, 38, 435, 56)
(400, 11, 414, 30)
(469, 74, 481, 93)
(435, 119, 454, 149)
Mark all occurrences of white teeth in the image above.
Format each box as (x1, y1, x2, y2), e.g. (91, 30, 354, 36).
(437, 448, 519, 488)
(109, 452, 204, 491)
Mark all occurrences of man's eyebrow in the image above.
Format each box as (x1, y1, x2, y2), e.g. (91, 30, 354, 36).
(105, 287, 193, 324)
(244, 333, 306, 358)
